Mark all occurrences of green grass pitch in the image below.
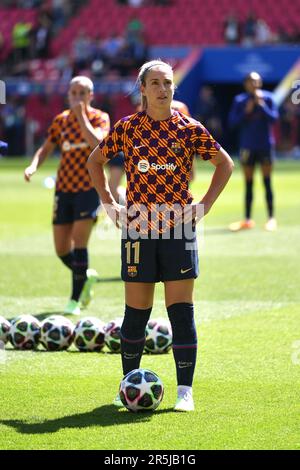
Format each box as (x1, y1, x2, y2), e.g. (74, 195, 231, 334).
(0, 157, 299, 450)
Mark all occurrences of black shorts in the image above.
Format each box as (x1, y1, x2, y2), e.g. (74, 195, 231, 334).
(107, 152, 125, 168)
(121, 228, 199, 283)
(53, 189, 100, 225)
(240, 148, 274, 167)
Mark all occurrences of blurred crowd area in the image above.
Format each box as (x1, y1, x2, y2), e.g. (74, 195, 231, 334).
(0, 1, 149, 78)
(0, 0, 300, 156)
(1, 86, 300, 158)
(1, 1, 299, 79)
(223, 11, 300, 46)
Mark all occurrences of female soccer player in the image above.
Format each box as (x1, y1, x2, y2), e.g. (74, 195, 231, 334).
(228, 71, 279, 232)
(88, 60, 234, 411)
(24, 76, 110, 315)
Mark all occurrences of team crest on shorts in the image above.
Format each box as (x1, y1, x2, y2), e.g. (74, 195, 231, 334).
(128, 266, 138, 278)
(171, 142, 182, 154)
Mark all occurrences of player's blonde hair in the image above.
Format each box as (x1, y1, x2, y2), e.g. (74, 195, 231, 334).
(137, 60, 174, 111)
(69, 76, 94, 93)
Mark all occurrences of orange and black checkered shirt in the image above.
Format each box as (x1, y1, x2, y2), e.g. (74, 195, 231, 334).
(99, 110, 220, 207)
(99, 110, 221, 233)
(48, 107, 110, 193)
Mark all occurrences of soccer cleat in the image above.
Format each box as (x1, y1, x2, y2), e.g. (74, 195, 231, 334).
(113, 393, 124, 408)
(174, 392, 195, 412)
(64, 299, 81, 316)
(264, 218, 277, 232)
(79, 268, 100, 308)
(229, 219, 255, 232)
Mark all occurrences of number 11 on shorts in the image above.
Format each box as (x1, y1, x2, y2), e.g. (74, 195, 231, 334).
(125, 241, 140, 264)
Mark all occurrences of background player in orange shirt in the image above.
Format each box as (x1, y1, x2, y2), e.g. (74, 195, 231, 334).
(88, 60, 234, 411)
(24, 76, 110, 315)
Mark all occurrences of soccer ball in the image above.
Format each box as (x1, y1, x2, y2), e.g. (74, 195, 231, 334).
(144, 319, 172, 354)
(0, 316, 11, 344)
(119, 368, 164, 412)
(40, 315, 74, 351)
(104, 318, 122, 353)
(74, 317, 105, 352)
(9, 315, 41, 350)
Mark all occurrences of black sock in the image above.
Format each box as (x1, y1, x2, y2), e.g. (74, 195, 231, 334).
(71, 248, 88, 302)
(167, 303, 197, 387)
(263, 176, 274, 218)
(120, 305, 152, 376)
(245, 179, 253, 220)
(59, 251, 74, 270)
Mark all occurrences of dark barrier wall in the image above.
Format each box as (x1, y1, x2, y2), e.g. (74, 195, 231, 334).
(178, 45, 300, 115)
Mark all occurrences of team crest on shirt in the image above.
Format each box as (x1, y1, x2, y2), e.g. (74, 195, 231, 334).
(171, 142, 182, 154)
(128, 266, 138, 278)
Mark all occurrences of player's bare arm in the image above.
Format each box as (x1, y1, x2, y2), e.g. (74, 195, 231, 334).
(24, 138, 56, 182)
(200, 147, 234, 215)
(87, 146, 124, 227)
(71, 102, 107, 149)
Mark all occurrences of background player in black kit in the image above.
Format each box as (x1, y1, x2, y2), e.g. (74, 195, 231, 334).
(229, 72, 279, 232)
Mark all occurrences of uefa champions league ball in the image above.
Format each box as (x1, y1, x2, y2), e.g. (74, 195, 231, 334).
(74, 317, 105, 352)
(104, 318, 122, 353)
(40, 315, 74, 351)
(119, 368, 164, 412)
(9, 315, 41, 350)
(144, 319, 172, 354)
(0, 316, 11, 345)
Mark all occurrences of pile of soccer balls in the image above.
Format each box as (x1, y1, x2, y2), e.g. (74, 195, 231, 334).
(0, 315, 172, 354)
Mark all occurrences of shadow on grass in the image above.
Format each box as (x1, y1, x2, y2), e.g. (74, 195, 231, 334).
(0, 405, 174, 434)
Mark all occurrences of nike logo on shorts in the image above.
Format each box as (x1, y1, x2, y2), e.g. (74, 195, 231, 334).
(80, 211, 89, 217)
(181, 267, 192, 274)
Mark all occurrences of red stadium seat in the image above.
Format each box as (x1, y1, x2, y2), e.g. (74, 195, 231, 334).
(1, 0, 295, 58)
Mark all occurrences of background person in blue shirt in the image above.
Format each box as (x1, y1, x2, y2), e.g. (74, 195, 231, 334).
(228, 71, 279, 232)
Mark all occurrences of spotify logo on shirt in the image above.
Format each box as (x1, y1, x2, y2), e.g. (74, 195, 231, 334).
(138, 160, 150, 173)
(138, 160, 177, 173)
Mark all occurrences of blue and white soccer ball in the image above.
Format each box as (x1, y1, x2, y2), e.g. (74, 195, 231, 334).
(74, 317, 105, 352)
(144, 319, 172, 354)
(104, 318, 122, 353)
(119, 368, 164, 412)
(40, 315, 74, 351)
(9, 315, 41, 350)
(0, 316, 11, 345)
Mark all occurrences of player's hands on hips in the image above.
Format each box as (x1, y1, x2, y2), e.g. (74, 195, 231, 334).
(184, 202, 207, 225)
(24, 165, 37, 182)
(173, 202, 206, 227)
(105, 202, 127, 229)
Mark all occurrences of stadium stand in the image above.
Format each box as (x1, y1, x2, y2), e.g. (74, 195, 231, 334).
(1, 0, 299, 62)
(0, 8, 37, 61)
(50, 0, 300, 53)
(1, 0, 300, 155)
